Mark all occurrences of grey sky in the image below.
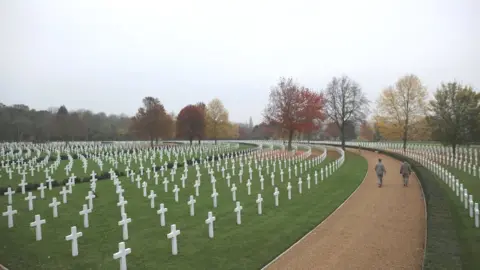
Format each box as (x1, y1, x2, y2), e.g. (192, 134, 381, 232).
(1, 0, 479, 124)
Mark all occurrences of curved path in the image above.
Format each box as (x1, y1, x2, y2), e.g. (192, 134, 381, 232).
(264, 150, 426, 270)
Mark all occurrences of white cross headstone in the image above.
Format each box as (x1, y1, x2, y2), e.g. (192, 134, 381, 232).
(148, 190, 157, 208)
(173, 185, 180, 202)
(167, 224, 181, 255)
(85, 191, 96, 210)
(25, 192, 36, 211)
(30, 214, 46, 241)
(79, 204, 92, 228)
(157, 203, 168, 226)
(231, 184, 237, 201)
(65, 226, 83, 257)
(48, 197, 61, 218)
(205, 211, 216, 238)
(211, 189, 219, 208)
(234, 201, 243, 224)
(273, 187, 280, 206)
(2, 205, 18, 228)
(287, 182, 292, 200)
(37, 183, 47, 199)
(113, 242, 131, 270)
(118, 213, 132, 241)
(4, 187, 15, 205)
(256, 194, 263, 215)
(187, 195, 196, 216)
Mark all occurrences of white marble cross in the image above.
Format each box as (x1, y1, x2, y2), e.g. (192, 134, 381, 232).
(113, 242, 131, 270)
(25, 192, 36, 211)
(65, 226, 83, 257)
(205, 211, 216, 238)
(163, 177, 169, 193)
(173, 185, 180, 202)
(148, 190, 157, 208)
(142, 182, 148, 197)
(79, 204, 92, 228)
(234, 201, 243, 224)
(48, 197, 61, 218)
(19, 180, 27, 195)
(187, 195, 196, 216)
(4, 187, 15, 205)
(273, 187, 280, 206)
(60, 186, 69, 204)
(157, 203, 168, 227)
(256, 194, 263, 215)
(211, 189, 219, 208)
(287, 182, 292, 200)
(37, 183, 47, 199)
(85, 191, 96, 210)
(167, 224, 181, 255)
(118, 213, 132, 241)
(2, 205, 18, 228)
(117, 196, 128, 216)
(298, 177, 303, 194)
(231, 184, 237, 201)
(30, 214, 46, 241)
(194, 180, 200, 196)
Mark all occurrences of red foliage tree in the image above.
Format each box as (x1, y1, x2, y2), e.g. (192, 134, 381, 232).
(176, 105, 206, 145)
(298, 88, 325, 142)
(264, 77, 306, 150)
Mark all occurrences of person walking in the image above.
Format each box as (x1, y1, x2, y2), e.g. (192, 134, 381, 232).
(375, 158, 387, 188)
(400, 161, 412, 187)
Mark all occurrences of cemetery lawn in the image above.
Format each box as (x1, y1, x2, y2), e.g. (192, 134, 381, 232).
(440, 166, 480, 269)
(0, 150, 367, 270)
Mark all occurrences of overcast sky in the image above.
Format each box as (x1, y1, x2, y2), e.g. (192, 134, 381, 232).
(1, 0, 479, 124)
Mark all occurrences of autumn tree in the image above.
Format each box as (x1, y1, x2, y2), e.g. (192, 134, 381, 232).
(323, 76, 369, 149)
(427, 82, 480, 155)
(131, 97, 169, 147)
(376, 74, 428, 151)
(264, 77, 307, 150)
(299, 89, 325, 142)
(176, 104, 206, 145)
(206, 98, 229, 143)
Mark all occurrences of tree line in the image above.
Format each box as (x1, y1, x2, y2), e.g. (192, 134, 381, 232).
(262, 75, 480, 152)
(0, 98, 245, 145)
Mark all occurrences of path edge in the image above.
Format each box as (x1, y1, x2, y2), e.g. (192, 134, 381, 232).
(260, 151, 369, 269)
(0, 264, 9, 270)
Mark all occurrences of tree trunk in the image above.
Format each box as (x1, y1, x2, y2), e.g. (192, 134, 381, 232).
(402, 120, 409, 152)
(452, 143, 456, 156)
(189, 137, 193, 145)
(287, 129, 294, 151)
(150, 135, 154, 147)
(340, 123, 346, 150)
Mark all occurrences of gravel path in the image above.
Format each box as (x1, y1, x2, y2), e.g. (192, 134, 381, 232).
(265, 150, 426, 270)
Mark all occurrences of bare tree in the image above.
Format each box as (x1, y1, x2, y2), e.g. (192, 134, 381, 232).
(323, 76, 369, 149)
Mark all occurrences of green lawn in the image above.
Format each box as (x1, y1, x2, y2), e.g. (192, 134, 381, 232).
(0, 143, 246, 187)
(0, 145, 367, 270)
(439, 166, 480, 270)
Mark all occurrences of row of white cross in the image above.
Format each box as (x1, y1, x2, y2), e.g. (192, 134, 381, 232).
(2, 144, 345, 270)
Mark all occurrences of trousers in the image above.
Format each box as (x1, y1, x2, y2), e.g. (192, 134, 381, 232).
(377, 174, 383, 185)
(403, 175, 409, 185)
